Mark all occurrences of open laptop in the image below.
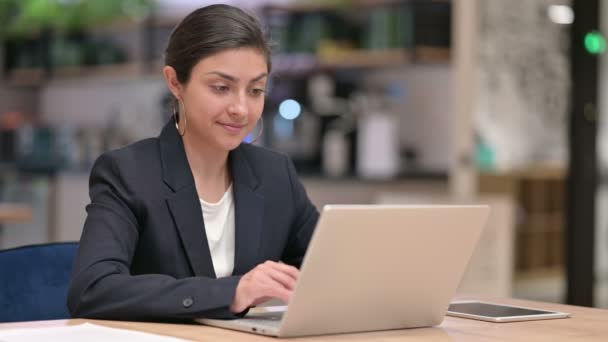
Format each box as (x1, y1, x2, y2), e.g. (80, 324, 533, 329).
(197, 204, 490, 338)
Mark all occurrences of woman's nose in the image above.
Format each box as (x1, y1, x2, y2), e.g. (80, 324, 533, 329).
(227, 94, 248, 117)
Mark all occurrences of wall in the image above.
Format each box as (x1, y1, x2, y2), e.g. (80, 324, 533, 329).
(0, 48, 45, 249)
(596, 0, 608, 308)
(475, 0, 570, 170)
(0, 177, 51, 249)
(0, 86, 39, 116)
(155, 0, 293, 17)
(362, 65, 454, 173)
(40, 77, 167, 139)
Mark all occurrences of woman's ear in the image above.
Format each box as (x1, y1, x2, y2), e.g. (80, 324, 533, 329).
(163, 66, 182, 99)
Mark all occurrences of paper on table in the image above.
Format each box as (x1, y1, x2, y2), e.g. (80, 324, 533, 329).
(0, 322, 187, 342)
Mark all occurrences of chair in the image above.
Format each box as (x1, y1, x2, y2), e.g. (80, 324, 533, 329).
(0, 242, 78, 322)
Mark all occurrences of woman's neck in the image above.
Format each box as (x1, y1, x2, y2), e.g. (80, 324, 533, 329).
(182, 135, 231, 203)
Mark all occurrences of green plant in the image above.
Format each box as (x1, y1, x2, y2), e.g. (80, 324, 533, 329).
(0, 0, 154, 38)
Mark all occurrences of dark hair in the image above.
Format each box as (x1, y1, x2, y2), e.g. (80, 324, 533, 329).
(165, 4, 272, 84)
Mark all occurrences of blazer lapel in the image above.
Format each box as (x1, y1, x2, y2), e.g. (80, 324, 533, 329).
(166, 189, 216, 278)
(159, 122, 216, 278)
(159, 121, 265, 277)
(230, 147, 265, 275)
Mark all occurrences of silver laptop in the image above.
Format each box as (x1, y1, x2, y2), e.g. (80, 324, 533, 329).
(197, 204, 490, 338)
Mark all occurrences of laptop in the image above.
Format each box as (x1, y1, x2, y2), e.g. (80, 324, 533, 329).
(197, 204, 490, 337)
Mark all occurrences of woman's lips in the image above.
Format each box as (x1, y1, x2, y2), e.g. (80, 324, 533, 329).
(219, 122, 245, 134)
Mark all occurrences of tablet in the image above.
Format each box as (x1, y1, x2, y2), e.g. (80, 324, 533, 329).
(447, 301, 570, 322)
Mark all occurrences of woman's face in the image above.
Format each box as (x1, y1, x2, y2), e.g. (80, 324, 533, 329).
(167, 48, 268, 151)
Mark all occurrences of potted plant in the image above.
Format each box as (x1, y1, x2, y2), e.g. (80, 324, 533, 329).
(0, 0, 153, 74)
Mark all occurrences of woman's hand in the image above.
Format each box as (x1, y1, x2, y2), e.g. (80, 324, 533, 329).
(230, 261, 299, 314)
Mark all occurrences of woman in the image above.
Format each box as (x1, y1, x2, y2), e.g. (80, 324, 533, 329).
(67, 4, 319, 321)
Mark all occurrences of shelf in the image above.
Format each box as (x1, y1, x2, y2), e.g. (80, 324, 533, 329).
(0, 204, 33, 223)
(5, 68, 45, 87)
(514, 266, 564, 281)
(272, 47, 449, 74)
(479, 164, 565, 181)
(319, 48, 411, 68)
(53, 63, 141, 80)
(344, 47, 451, 66)
(149, 15, 182, 28)
(414, 47, 451, 64)
(4, 63, 148, 85)
(5, 48, 449, 84)
(263, 0, 451, 13)
(263, 2, 349, 13)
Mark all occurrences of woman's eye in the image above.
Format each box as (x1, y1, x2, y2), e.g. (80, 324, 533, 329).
(250, 88, 265, 96)
(212, 85, 229, 93)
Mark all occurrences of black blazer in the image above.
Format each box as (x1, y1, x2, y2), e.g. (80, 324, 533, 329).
(67, 121, 319, 321)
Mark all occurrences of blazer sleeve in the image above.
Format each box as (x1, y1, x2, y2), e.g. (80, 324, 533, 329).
(281, 155, 320, 268)
(67, 152, 243, 321)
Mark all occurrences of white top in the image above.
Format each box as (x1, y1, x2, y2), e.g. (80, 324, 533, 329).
(200, 184, 235, 278)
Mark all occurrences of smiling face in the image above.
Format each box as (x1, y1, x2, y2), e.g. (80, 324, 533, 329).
(164, 48, 268, 151)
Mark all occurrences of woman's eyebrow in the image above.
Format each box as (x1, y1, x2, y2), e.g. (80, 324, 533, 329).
(205, 71, 268, 83)
(205, 71, 237, 81)
(250, 73, 268, 83)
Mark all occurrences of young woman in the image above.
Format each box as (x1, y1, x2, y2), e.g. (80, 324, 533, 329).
(67, 4, 319, 321)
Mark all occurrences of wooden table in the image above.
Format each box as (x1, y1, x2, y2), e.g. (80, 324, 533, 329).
(1, 298, 607, 341)
(0, 204, 32, 223)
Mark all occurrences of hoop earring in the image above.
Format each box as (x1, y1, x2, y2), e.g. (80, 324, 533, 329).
(173, 98, 187, 136)
(250, 117, 264, 144)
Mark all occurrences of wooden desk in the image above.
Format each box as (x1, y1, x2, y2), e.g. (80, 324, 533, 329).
(0, 204, 32, 223)
(1, 298, 607, 341)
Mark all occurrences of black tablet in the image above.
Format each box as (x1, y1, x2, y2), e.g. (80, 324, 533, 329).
(447, 301, 570, 322)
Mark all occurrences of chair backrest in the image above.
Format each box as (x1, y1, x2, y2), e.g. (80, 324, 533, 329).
(0, 242, 78, 322)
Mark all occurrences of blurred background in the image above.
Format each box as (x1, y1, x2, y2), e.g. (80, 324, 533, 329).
(0, 0, 606, 309)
